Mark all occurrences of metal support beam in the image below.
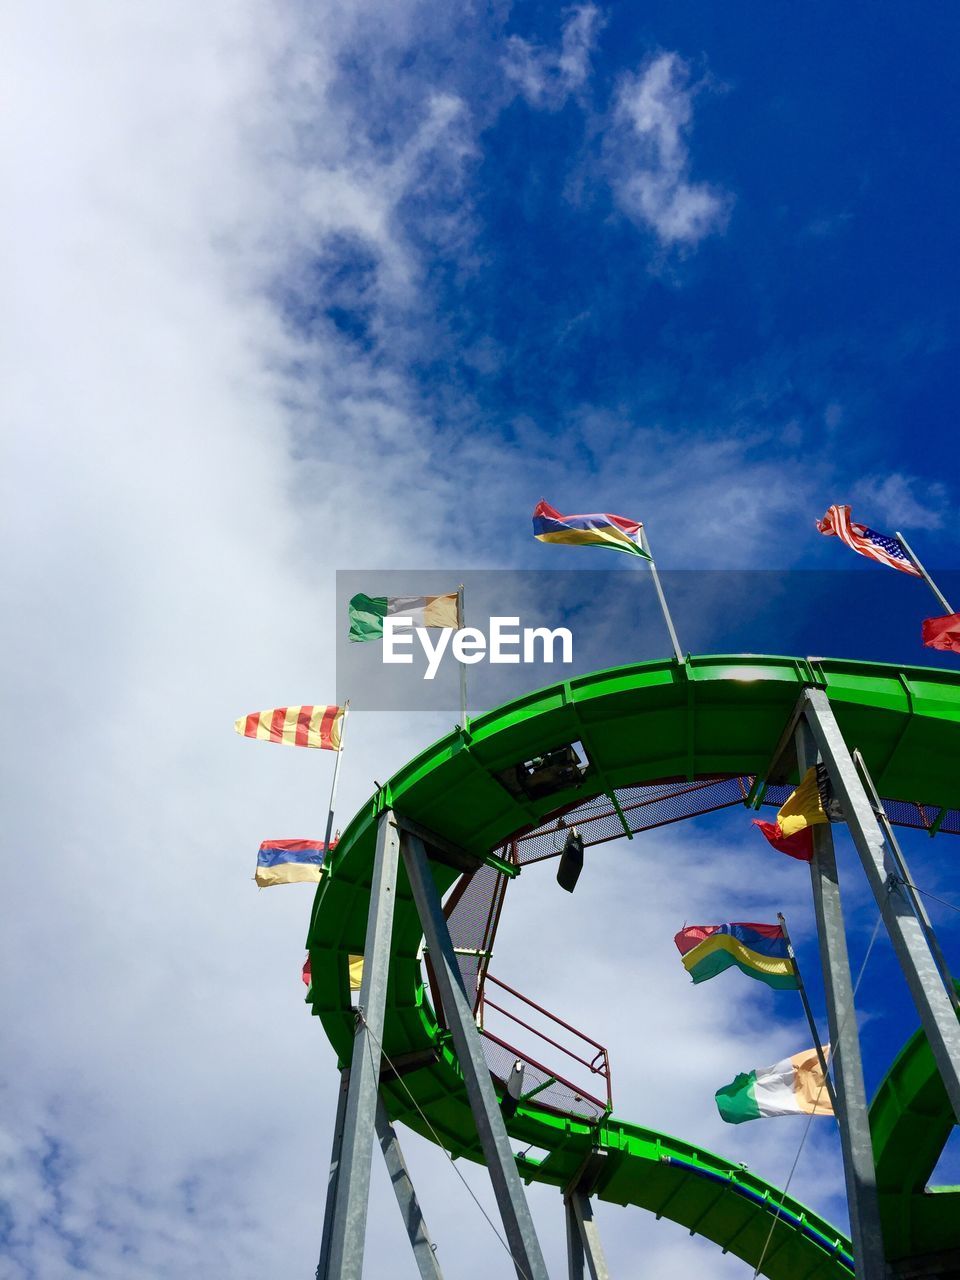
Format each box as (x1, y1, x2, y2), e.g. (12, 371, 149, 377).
(401, 830, 550, 1280)
(804, 689, 960, 1126)
(566, 1195, 585, 1280)
(795, 719, 887, 1280)
(325, 810, 402, 1280)
(566, 1193, 610, 1280)
(852, 749, 960, 1017)
(375, 1098, 444, 1280)
(315, 1069, 350, 1280)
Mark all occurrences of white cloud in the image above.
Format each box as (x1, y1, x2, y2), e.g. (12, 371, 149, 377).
(853, 472, 949, 532)
(605, 52, 732, 246)
(1, 4, 880, 1277)
(503, 5, 603, 110)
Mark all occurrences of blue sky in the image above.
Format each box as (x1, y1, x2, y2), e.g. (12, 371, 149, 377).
(297, 1, 959, 575)
(4, 2, 960, 1276)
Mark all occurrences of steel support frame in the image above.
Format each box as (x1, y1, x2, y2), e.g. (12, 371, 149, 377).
(564, 1192, 610, 1280)
(795, 719, 887, 1280)
(324, 809, 402, 1280)
(401, 829, 550, 1280)
(852, 748, 960, 1017)
(375, 1098, 444, 1280)
(318, 1070, 444, 1280)
(316, 1069, 351, 1279)
(803, 688, 960, 1126)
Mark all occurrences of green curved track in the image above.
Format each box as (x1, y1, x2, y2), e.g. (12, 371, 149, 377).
(305, 655, 960, 1277)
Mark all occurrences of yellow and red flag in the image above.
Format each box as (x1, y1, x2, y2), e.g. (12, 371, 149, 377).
(234, 705, 344, 751)
(753, 766, 840, 860)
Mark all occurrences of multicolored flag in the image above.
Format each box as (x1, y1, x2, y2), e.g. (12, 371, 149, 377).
(532, 500, 651, 558)
(235, 705, 344, 751)
(923, 612, 960, 653)
(816, 505, 921, 576)
(753, 765, 841, 860)
(716, 1047, 834, 1124)
(674, 922, 799, 990)
(348, 592, 459, 642)
(256, 838, 335, 887)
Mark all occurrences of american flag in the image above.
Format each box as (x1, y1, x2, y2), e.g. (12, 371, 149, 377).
(816, 505, 921, 576)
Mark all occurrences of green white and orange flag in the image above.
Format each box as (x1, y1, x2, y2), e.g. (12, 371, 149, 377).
(234, 705, 344, 750)
(348, 592, 459, 642)
(716, 1047, 834, 1124)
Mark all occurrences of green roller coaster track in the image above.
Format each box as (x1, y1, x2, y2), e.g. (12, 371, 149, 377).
(305, 655, 960, 1277)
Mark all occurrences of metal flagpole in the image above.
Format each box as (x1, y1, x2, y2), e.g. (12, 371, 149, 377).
(456, 584, 467, 730)
(638, 527, 684, 663)
(776, 912, 837, 1112)
(322, 700, 350, 854)
(896, 529, 955, 614)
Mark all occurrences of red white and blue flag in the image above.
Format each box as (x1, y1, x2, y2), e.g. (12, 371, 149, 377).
(256, 838, 335, 887)
(816, 505, 920, 576)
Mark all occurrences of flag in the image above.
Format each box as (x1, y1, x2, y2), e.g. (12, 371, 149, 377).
(674, 922, 798, 990)
(532, 500, 651, 558)
(753, 765, 841, 860)
(716, 1047, 834, 1124)
(816, 505, 920, 576)
(923, 612, 960, 653)
(235, 705, 344, 750)
(348, 592, 459, 643)
(752, 819, 813, 861)
(777, 765, 841, 834)
(255, 838, 334, 887)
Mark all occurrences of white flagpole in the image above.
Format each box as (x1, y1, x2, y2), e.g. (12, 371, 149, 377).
(457, 584, 468, 729)
(638, 527, 684, 663)
(322, 700, 350, 853)
(895, 530, 955, 614)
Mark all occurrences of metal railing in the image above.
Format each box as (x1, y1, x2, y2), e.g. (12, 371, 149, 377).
(478, 972, 612, 1115)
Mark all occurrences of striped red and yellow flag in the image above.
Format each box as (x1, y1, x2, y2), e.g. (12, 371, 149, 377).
(234, 705, 344, 751)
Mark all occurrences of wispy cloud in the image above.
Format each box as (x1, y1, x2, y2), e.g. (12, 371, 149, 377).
(503, 5, 603, 110)
(853, 472, 950, 532)
(604, 52, 732, 246)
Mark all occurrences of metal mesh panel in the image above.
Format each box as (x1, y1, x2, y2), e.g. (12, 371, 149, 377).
(443, 861, 508, 1013)
(881, 799, 960, 835)
(496, 775, 960, 866)
(504, 775, 754, 863)
(480, 1031, 605, 1122)
(761, 785, 960, 836)
(438, 864, 610, 1119)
